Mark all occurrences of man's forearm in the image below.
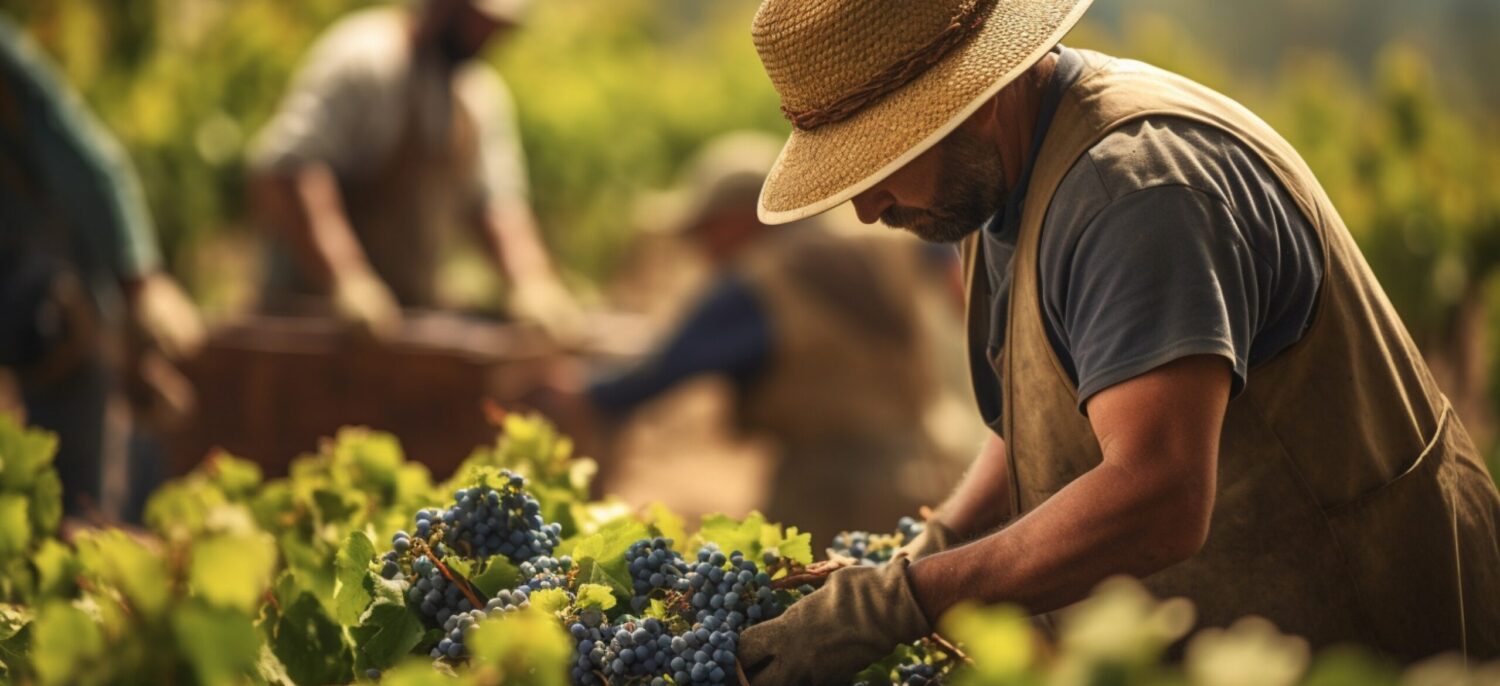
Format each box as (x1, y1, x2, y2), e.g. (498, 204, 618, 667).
(908, 455, 1209, 623)
(480, 202, 558, 286)
(252, 164, 372, 288)
(929, 434, 1013, 540)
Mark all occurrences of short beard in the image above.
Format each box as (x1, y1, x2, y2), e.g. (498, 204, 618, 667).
(879, 129, 1008, 244)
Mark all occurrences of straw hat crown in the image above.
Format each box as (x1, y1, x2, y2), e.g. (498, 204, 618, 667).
(754, 0, 986, 120)
(751, 0, 1092, 224)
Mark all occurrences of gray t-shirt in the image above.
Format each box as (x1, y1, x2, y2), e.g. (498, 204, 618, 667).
(980, 116, 1324, 416)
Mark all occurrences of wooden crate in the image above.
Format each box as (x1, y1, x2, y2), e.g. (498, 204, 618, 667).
(169, 312, 556, 478)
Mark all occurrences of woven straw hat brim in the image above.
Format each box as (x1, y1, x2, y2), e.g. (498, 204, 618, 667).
(757, 0, 1093, 225)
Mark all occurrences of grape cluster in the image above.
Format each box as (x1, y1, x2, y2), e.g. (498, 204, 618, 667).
(666, 613, 740, 684)
(568, 610, 611, 685)
(405, 555, 476, 626)
(429, 588, 535, 662)
(686, 545, 786, 626)
(441, 472, 562, 562)
(518, 555, 575, 592)
(625, 537, 690, 609)
(896, 661, 941, 685)
(829, 516, 926, 566)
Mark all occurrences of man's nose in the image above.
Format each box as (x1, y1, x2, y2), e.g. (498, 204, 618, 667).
(852, 189, 895, 225)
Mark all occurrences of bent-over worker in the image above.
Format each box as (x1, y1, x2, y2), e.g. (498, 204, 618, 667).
(735, 0, 1500, 682)
(248, 0, 578, 339)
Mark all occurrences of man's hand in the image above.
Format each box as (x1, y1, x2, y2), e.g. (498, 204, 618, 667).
(331, 270, 402, 340)
(509, 277, 584, 343)
(895, 517, 954, 562)
(127, 271, 205, 360)
(738, 559, 930, 685)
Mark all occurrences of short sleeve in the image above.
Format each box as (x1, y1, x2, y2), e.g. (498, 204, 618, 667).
(1050, 185, 1259, 408)
(456, 65, 530, 210)
(249, 13, 402, 175)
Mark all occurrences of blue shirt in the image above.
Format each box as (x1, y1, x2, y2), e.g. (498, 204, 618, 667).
(588, 274, 771, 414)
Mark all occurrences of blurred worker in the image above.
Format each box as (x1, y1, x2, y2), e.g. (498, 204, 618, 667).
(0, 16, 205, 521)
(583, 132, 978, 548)
(248, 0, 577, 339)
(736, 0, 1500, 681)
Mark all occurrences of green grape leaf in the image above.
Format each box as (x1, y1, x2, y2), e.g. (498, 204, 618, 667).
(466, 606, 572, 685)
(643, 502, 687, 548)
(351, 601, 425, 670)
(470, 558, 522, 597)
(760, 524, 813, 566)
(643, 598, 672, 621)
(190, 531, 278, 612)
(0, 416, 56, 491)
(74, 530, 170, 617)
(528, 588, 573, 615)
(30, 600, 102, 685)
(574, 583, 617, 611)
(272, 592, 353, 686)
(255, 642, 296, 686)
(334, 531, 376, 625)
(0, 603, 33, 675)
(0, 604, 31, 640)
(0, 621, 28, 679)
(207, 453, 263, 498)
(31, 539, 75, 598)
(27, 470, 61, 538)
(367, 573, 408, 606)
(697, 511, 767, 559)
(312, 487, 363, 523)
(173, 602, 263, 686)
(0, 495, 30, 557)
(565, 517, 646, 599)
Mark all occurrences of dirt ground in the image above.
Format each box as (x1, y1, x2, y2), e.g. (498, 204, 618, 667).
(598, 377, 775, 524)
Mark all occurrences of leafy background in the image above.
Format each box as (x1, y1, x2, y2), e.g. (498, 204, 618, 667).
(2, 0, 1498, 462)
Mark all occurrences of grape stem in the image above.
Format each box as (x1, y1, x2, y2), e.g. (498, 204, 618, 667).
(423, 548, 485, 610)
(928, 632, 972, 666)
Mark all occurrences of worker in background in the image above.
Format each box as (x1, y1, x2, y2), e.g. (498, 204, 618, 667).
(248, 0, 579, 339)
(577, 132, 981, 549)
(0, 16, 205, 522)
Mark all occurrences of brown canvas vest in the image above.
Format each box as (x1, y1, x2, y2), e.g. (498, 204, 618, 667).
(961, 50, 1500, 660)
(340, 67, 482, 308)
(739, 221, 964, 543)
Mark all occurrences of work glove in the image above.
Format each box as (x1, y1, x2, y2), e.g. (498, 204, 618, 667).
(331, 270, 402, 340)
(895, 517, 954, 562)
(738, 558, 931, 686)
(129, 271, 205, 361)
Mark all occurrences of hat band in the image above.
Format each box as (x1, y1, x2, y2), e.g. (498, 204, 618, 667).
(780, 0, 997, 131)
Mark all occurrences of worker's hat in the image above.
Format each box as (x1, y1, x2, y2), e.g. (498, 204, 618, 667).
(752, 0, 1093, 224)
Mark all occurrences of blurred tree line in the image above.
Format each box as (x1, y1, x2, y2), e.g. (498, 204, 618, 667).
(4, 0, 1500, 467)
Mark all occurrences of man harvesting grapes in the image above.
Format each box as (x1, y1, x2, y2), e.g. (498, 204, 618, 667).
(735, 0, 1500, 683)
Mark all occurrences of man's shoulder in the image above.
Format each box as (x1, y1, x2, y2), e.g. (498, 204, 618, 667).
(1067, 116, 1258, 205)
(304, 7, 409, 77)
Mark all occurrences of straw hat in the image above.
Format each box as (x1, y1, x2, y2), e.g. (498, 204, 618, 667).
(635, 132, 784, 236)
(753, 0, 1093, 224)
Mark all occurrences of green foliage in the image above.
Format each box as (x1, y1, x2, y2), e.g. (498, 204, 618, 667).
(0, 413, 1496, 684)
(0, 415, 61, 568)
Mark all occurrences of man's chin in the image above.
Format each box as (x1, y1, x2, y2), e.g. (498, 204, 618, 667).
(882, 219, 978, 244)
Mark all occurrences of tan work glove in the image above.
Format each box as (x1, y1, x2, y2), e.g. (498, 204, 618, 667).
(895, 518, 954, 562)
(738, 558, 931, 686)
(331, 270, 402, 340)
(129, 272, 205, 360)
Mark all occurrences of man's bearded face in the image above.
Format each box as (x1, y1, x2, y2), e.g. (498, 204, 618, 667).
(878, 128, 1008, 244)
